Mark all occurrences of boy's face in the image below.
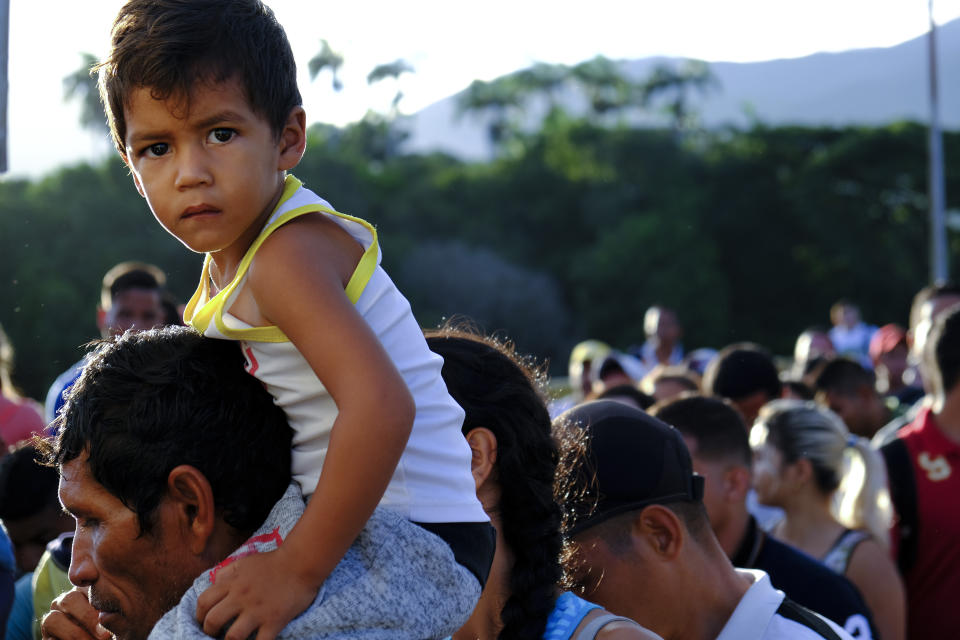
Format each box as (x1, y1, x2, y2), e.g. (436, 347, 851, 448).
(122, 78, 305, 266)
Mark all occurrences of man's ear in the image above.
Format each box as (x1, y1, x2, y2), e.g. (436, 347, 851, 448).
(464, 427, 497, 490)
(725, 465, 752, 503)
(637, 505, 684, 560)
(277, 107, 307, 171)
(166, 465, 216, 555)
(96, 307, 107, 333)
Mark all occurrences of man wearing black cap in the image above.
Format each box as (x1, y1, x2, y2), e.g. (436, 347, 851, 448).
(651, 395, 877, 639)
(554, 400, 854, 640)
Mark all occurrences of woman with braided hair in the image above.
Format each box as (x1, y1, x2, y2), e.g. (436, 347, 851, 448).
(427, 326, 660, 640)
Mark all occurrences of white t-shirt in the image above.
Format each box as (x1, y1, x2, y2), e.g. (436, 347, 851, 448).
(185, 176, 487, 524)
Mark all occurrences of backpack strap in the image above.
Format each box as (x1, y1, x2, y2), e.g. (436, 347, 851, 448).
(881, 437, 918, 574)
(574, 613, 637, 639)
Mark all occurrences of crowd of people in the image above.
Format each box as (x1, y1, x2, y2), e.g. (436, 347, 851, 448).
(0, 280, 953, 640)
(0, 0, 956, 639)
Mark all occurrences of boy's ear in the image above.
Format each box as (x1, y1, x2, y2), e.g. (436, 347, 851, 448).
(277, 106, 307, 171)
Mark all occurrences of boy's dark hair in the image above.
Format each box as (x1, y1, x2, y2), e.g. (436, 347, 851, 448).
(41, 326, 292, 535)
(426, 326, 559, 640)
(929, 305, 960, 393)
(813, 357, 875, 397)
(651, 394, 752, 467)
(0, 443, 61, 520)
(702, 342, 781, 401)
(98, 0, 301, 153)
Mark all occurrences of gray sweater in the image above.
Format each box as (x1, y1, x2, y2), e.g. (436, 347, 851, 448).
(148, 483, 480, 639)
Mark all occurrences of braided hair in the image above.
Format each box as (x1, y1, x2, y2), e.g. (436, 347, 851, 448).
(426, 325, 561, 640)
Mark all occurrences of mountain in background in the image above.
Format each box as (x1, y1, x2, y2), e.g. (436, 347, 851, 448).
(402, 17, 960, 160)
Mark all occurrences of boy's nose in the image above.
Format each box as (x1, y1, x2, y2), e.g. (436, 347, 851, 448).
(174, 147, 213, 189)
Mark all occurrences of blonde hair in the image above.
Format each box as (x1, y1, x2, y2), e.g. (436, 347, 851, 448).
(753, 399, 892, 549)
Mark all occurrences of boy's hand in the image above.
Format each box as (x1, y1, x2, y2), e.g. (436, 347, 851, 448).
(195, 547, 320, 640)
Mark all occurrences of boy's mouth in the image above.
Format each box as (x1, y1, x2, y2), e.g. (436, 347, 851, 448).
(181, 204, 221, 219)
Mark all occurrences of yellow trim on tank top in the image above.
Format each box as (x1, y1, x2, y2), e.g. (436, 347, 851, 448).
(184, 176, 379, 342)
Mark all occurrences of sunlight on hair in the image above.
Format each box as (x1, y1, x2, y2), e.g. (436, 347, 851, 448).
(834, 448, 865, 526)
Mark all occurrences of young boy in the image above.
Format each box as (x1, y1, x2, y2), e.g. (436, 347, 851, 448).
(95, 1, 493, 638)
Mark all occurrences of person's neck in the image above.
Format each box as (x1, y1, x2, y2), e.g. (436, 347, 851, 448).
(654, 341, 675, 364)
(773, 492, 841, 559)
(666, 542, 750, 640)
(452, 526, 511, 640)
(717, 507, 751, 559)
(932, 387, 960, 444)
(867, 398, 892, 437)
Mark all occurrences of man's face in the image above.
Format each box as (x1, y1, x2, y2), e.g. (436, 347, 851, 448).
(877, 343, 908, 387)
(682, 437, 732, 533)
(645, 308, 681, 344)
(912, 296, 960, 366)
(570, 531, 652, 625)
(2, 504, 74, 573)
(59, 458, 198, 640)
(103, 288, 164, 337)
(816, 390, 869, 437)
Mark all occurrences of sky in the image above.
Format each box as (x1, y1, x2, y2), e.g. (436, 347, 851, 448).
(6, 0, 960, 178)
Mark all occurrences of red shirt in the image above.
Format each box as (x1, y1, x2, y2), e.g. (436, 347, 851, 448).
(895, 407, 960, 639)
(0, 395, 44, 447)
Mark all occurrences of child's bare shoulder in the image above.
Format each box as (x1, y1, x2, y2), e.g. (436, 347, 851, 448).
(250, 211, 364, 289)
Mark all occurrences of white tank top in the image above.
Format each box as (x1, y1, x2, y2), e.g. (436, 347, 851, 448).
(184, 176, 487, 523)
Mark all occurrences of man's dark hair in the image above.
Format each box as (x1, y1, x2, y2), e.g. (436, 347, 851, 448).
(702, 342, 781, 401)
(100, 261, 165, 310)
(0, 443, 61, 520)
(42, 326, 292, 535)
(597, 384, 654, 410)
(813, 357, 875, 397)
(909, 282, 960, 331)
(97, 0, 302, 153)
(929, 305, 960, 393)
(651, 394, 751, 467)
(597, 356, 626, 381)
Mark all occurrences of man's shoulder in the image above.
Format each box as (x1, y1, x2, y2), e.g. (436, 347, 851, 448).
(43, 358, 87, 423)
(721, 571, 854, 640)
(767, 599, 856, 640)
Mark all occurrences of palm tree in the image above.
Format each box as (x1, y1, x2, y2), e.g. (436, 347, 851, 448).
(63, 53, 107, 136)
(638, 59, 718, 130)
(367, 59, 414, 114)
(308, 39, 344, 91)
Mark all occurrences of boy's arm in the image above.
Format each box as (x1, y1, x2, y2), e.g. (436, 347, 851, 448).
(196, 217, 415, 640)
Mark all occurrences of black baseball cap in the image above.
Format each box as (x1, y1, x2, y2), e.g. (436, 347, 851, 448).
(556, 400, 705, 536)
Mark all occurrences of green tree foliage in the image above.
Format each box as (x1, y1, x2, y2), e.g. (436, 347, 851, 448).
(63, 53, 107, 136)
(3, 60, 958, 400)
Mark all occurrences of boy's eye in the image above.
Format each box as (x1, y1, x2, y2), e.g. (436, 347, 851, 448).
(144, 143, 169, 158)
(208, 128, 236, 144)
